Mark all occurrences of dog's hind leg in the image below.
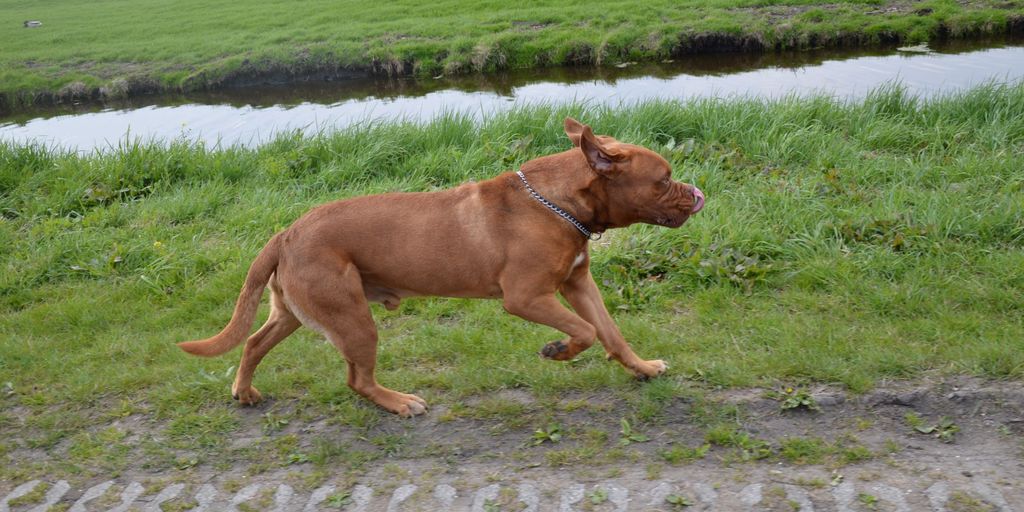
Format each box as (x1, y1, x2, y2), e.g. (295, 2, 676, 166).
(232, 274, 300, 405)
(283, 258, 428, 418)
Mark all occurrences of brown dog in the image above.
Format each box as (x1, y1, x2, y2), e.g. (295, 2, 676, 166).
(179, 118, 705, 417)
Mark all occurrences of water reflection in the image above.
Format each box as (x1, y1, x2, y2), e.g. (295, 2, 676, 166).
(2, 39, 1023, 151)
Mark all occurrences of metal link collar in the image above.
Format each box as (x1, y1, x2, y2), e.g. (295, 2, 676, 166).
(516, 170, 602, 241)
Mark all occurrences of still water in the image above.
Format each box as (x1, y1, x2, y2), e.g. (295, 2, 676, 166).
(2, 41, 1023, 151)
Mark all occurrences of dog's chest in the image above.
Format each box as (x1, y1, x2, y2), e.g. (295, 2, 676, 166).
(563, 252, 587, 281)
(571, 252, 586, 270)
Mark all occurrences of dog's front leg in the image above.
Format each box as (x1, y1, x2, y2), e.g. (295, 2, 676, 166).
(559, 265, 667, 379)
(501, 284, 598, 361)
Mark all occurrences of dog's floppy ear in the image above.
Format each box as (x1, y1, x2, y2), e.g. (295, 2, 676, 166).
(564, 117, 585, 147)
(579, 124, 624, 177)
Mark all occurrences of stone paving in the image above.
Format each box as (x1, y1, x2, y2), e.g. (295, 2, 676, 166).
(2, 473, 1020, 511)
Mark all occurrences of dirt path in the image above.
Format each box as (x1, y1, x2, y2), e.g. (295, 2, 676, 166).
(2, 377, 1022, 511)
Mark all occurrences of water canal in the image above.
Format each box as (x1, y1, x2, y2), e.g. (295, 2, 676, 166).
(2, 39, 1023, 151)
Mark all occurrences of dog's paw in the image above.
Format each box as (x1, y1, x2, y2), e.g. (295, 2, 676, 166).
(232, 386, 264, 406)
(632, 359, 668, 380)
(540, 340, 572, 360)
(365, 387, 428, 417)
(394, 393, 428, 418)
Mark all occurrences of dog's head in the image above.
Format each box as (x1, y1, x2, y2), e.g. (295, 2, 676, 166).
(564, 118, 705, 229)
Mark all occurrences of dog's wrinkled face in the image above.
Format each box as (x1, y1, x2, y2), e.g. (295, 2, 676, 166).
(564, 118, 705, 229)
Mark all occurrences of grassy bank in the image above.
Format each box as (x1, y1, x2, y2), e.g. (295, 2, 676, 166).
(1, 84, 1023, 481)
(2, 0, 1023, 111)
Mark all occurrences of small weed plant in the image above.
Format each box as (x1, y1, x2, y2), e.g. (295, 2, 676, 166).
(906, 413, 960, 443)
(619, 418, 650, 446)
(772, 387, 820, 412)
(532, 424, 563, 446)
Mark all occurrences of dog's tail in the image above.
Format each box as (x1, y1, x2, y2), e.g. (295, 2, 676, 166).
(178, 234, 282, 357)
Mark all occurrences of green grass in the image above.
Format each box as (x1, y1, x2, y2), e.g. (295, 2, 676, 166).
(659, 443, 710, 464)
(1, 0, 1022, 110)
(778, 435, 874, 465)
(6, 481, 49, 508)
(1, 83, 1023, 477)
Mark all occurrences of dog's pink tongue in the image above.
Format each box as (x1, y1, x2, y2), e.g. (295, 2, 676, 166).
(691, 186, 705, 214)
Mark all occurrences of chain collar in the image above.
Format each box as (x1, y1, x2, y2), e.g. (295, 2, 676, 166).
(516, 170, 602, 241)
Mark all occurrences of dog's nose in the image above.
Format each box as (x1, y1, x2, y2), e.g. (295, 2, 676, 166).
(690, 186, 705, 214)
